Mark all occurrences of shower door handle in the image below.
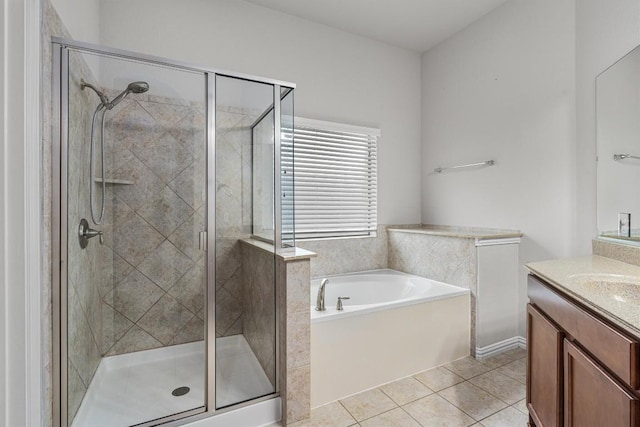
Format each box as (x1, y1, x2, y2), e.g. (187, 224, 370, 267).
(199, 231, 207, 251)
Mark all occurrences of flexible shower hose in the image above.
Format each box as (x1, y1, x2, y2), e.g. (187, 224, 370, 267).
(89, 105, 107, 225)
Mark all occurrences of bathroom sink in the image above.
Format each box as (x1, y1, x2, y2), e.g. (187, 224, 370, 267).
(568, 274, 640, 305)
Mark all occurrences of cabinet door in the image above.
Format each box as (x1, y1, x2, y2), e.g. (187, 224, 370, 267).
(564, 339, 640, 426)
(527, 304, 563, 427)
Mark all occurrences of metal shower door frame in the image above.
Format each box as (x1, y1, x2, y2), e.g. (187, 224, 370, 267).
(51, 38, 294, 427)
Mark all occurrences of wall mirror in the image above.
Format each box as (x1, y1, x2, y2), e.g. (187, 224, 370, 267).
(596, 44, 640, 244)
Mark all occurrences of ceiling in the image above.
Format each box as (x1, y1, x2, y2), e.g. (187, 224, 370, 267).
(244, 0, 511, 53)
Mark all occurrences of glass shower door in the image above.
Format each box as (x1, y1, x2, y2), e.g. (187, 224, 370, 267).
(64, 48, 207, 426)
(214, 75, 277, 408)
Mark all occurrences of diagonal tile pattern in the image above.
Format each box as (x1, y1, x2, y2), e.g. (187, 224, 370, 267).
(68, 90, 261, 371)
(99, 104, 259, 356)
(291, 348, 529, 427)
(99, 98, 209, 356)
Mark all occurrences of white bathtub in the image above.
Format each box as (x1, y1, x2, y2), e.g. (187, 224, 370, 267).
(310, 269, 468, 323)
(310, 269, 470, 407)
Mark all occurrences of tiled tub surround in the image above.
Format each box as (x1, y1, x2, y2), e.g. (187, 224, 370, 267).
(289, 348, 528, 427)
(297, 224, 390, 278)
(310, 270, 470, 408)
(241, 238, 316, 426)
(387, 225, 523, 358)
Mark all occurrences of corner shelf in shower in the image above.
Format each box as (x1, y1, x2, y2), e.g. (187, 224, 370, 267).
(94, 178, 134, 185)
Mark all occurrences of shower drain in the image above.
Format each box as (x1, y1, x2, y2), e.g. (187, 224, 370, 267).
(172, 386, 190, 397)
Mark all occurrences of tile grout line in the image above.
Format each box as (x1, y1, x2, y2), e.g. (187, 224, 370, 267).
(433, 355, 528, 422)
(337, 400, 359, 426)
(397, 405, 427, 427)
(374, 386, 431, 426)
(441, 355, 527, 383)
(435, 382, 485, 423)
(322, 353, 527, 427)
(378, 383, 433, 407)
(466, 370, 527, 404)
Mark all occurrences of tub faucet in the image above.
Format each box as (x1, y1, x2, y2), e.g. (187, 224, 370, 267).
(315, 278, 329, 311)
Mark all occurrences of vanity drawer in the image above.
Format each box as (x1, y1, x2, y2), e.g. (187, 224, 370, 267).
(528, 275, 640, 390)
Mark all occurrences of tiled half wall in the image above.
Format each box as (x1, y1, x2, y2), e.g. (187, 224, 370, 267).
(240, 239, 314, 426)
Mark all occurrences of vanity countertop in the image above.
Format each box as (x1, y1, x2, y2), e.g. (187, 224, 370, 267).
(526, 255, 640, 338)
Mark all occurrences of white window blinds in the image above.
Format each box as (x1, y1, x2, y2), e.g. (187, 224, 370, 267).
(286, 118, 379, 240)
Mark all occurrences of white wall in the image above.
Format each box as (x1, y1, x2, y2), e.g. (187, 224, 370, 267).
(97, 0, 422, 225)
(49, 0, 100, 44)
(421, 0, 576, 337)
(576, 0, 640, 253)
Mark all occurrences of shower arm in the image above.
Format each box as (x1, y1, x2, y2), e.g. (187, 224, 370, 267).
(81, 79, 109, 106)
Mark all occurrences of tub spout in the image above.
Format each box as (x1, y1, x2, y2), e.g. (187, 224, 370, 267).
(315, 278, 329, 311)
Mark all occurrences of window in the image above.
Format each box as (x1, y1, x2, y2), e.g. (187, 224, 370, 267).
(287, 118, 379, 240)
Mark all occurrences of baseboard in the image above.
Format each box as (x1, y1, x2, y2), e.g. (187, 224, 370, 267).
(475, 336, 527, 360)
(516, 336, 527, 350)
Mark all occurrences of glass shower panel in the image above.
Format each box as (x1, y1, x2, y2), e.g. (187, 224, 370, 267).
(280, 88, 295, 248)
(214, 75, 277, 409)
(252, 109, 275, 241)
(65, 49, 206, 426)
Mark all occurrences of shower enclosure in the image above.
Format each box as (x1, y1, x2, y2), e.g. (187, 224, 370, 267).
(52, 39, 295, 426)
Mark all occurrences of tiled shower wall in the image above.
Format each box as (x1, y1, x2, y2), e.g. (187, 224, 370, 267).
(99, 93, 207, 355)
(214, 106, 258, 337)
(97, 101, 261, 355)
(66, 49, 107, 422)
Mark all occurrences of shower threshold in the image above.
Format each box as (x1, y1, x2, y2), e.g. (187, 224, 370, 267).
(72, 335, 274, 427)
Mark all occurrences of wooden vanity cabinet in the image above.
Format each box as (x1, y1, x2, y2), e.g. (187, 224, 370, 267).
(527, 304, 563, 427)
(527, 275, 640, 427)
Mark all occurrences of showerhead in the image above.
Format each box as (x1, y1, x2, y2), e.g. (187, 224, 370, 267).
(81, 79, 150, 110)
(127, 81, 150, 94)
(106, 81, 150, 110)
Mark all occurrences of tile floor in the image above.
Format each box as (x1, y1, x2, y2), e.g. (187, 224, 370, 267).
(289, 348, 528, 427)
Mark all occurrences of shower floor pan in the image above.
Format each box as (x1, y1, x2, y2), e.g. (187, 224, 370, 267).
(72, 335, 274, 426)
